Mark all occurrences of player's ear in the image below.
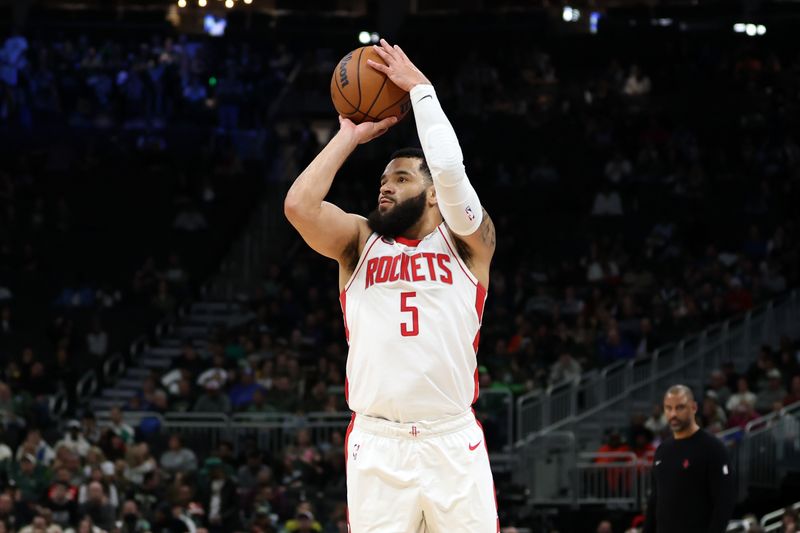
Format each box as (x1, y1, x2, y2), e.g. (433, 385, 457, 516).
(427, 184, 437, 206)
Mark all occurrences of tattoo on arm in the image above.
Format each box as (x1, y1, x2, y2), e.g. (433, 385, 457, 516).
(480, 209, 496, 248)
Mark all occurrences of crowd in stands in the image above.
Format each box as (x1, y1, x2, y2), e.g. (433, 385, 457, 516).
(0, 408, 348, 533)
(0, 30, 292, 131)
(2, 14, 800, 533)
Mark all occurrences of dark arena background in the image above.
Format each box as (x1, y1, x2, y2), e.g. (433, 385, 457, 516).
(0, 0, 799, 531)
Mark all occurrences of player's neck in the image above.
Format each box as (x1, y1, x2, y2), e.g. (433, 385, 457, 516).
(673, 422, 700, 440)
(396, 211, 443, 242)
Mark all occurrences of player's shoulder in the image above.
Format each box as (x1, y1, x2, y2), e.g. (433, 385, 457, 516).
(341, 217, 374, 272)
(698, 429, 729, 454)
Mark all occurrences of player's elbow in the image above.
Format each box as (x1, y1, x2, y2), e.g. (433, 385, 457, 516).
(283, 193, 306, 225)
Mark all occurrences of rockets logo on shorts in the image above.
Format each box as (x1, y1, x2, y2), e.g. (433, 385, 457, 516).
(340, 223, 487, 423)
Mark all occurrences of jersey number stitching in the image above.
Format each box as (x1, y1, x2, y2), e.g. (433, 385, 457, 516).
(400, 291, 419, 337)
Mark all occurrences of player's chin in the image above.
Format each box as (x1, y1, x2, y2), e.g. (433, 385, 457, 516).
(378, 202, 393, 212)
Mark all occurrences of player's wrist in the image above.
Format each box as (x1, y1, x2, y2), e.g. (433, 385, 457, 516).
(334, 128, 360, 150)
(410, 83, 435, 98)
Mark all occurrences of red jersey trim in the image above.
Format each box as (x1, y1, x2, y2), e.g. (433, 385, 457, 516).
(395, 236, 422, 247)
(343, 233, 380, 293)
(474, 414, 500, 532)
(340, 291, 350, 345)
(344, 413, 355, 531)
(436, 226, 480, 288)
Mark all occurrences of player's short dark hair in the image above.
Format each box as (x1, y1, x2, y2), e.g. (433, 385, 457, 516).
(390, 148, 432, 184)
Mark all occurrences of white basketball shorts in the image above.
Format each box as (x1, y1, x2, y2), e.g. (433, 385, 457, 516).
(344, 409, 499, 532)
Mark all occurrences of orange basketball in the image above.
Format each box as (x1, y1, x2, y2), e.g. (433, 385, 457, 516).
(330, 46, 411, 124)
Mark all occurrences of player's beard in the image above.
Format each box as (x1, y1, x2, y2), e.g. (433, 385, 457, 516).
(670, 416, 691, 433)
(367, 190, 428, 238)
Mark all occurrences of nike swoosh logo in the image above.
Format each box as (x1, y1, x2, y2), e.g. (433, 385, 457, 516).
(416, 95, 433, 104)
(655, 460, 661, 465)
(468, 441, 482, 451)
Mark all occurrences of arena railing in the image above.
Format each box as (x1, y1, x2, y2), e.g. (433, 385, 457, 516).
(760, 499, 800, 532)
(514, 431, 650, 509)
(515, 402, 800, 510)
(732, 401, 800, 501)
(94, 389, 515, 454)
(516, 290, 800, 443)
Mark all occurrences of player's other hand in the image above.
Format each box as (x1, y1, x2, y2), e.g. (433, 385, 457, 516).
(339, 115, 398, 145)
(367, 39, 431, 92)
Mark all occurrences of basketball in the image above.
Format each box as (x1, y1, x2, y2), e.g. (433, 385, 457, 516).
(330, 46, 412, 124)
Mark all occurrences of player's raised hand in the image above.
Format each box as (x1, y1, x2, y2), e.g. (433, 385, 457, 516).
(339, 114, 398, 145)
(367, 39, 431, 92)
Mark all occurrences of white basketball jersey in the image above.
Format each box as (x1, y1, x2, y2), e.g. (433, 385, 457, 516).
(340, 223, 487, 423)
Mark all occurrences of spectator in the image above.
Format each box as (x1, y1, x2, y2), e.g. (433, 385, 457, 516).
(265, 375, 299, 413)
(726, 377, 757, 412)
(151, 280, 176, 315)
(699, 392, 726, 433)
(159, 434, 198, 476)
(623, 65, 651, 96)
(16, 428, 56, 466)
(644, 403, 667, 436)
(77, 481, 116, 532)
(236, 450, 271, 495)
(597, 520, 613, 533)
(172, 341, 206, 379)
(81, 414, 102, 446)
(727, 402, 759, 430)
(0, 493, 21, 531)
(784, 375, 800, 406)
(124, 443, 156, 486)
(598, 327, 635, 363)
(130, 471, 165, 523)
(591, 183, 623, 216)
(55, 420, 91, 458)
(604, 151, 632, 184)
(198, 457, 238, 532)
(44, 482, 78, 530)
(18, 514, 61, 533)
(229, 367, 267, 411)
(86, 318, 108, 359)
(635, 318, 658, 358)
(548, 352, 582, 386)
(755, 369, 787, 414)
(193, 380, 231, 413)
(118, 500, 150, 533)
(78, 466, 119, 508)
(595, 429, 631, 494)
(108, 407, 135, 445)
(707, 370, 732, 410)
(9, 453, 49, 503)
(283, 508, 322, 532)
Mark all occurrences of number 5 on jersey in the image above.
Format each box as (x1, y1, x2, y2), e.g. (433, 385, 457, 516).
(400, 291, 419, 336)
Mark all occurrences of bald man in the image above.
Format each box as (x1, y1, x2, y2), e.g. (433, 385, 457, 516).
(643, 385, 735, 533)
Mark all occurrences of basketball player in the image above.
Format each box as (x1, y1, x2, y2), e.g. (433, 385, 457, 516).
(284, 39, 498, 532)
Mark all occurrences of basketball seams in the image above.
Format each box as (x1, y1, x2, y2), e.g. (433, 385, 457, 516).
(332, 72, 358, 112)
(375, 93, 411, 119)
(355, 47, 365, 110)
(363, 75, 388, 118)
(331, 46, 408, 123)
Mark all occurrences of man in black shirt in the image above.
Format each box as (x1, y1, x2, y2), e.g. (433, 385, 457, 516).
(644, 385, 734, 533)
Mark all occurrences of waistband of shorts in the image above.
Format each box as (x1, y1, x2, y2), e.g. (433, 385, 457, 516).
(352, 409, 476, 439)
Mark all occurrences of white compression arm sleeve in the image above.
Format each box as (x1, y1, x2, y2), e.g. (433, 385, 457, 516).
(410, 84, 483, 236)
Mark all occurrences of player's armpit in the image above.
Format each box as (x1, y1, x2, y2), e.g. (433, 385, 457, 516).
(284, 200, 368, 264)
(456, 208, 496, 260)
